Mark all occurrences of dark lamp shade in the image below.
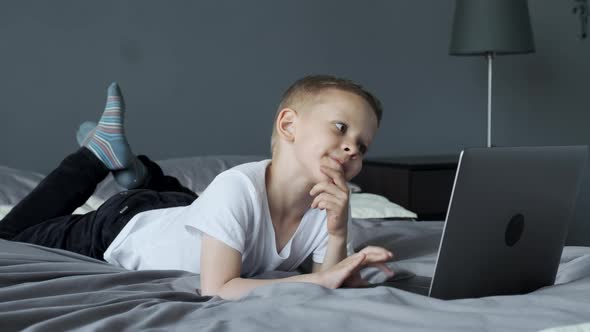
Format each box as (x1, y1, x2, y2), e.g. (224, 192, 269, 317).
(450, 0, 535, 55)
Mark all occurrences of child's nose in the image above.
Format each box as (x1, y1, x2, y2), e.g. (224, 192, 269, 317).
(343, 143, 359, 156)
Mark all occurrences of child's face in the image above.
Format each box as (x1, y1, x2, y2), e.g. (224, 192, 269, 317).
(293, 89, 379, 183)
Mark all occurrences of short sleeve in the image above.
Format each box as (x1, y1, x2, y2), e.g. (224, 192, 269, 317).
(182, 171, 255, 254)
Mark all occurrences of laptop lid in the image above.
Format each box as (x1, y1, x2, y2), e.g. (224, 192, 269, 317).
(428, 146, 588, 300)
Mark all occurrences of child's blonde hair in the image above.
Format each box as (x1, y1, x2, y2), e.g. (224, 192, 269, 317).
(270, 75, 383, 155)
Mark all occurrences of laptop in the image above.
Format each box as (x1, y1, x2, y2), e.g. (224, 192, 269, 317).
(375, 146, 588, 300)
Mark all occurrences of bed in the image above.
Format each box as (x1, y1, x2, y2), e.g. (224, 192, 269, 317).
(1, 156, 590, 331)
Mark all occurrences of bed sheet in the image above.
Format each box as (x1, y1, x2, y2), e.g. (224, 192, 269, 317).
(1, 219, 590, 331)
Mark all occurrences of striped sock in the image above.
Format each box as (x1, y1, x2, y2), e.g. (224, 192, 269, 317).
(82, 82, 133, 170)
(77, 121, 148, 188)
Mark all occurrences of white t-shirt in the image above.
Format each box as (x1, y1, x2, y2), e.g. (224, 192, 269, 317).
(103, 160, 331, 277)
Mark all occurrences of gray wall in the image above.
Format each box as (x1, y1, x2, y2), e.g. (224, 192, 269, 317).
(1, 1, 589, 244)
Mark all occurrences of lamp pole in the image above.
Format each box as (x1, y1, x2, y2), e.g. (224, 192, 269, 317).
(487, 53, 493, 148)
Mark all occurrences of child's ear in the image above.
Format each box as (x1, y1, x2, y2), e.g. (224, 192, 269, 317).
(276, 108, 297, 141)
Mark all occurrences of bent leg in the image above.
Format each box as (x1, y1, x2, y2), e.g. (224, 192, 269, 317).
(77, 82, 148, 189)
(0, 148, 109, 240)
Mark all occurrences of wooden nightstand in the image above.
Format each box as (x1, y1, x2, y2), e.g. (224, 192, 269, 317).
(352, 155, 459, 220)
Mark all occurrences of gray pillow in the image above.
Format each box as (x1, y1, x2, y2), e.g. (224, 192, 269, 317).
(0, 165, 45, 205)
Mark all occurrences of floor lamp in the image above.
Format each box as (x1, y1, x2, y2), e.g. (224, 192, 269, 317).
(450, 0, 535, 148)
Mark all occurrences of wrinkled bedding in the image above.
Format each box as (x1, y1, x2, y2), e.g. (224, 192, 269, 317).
(1, 219, 590, 331)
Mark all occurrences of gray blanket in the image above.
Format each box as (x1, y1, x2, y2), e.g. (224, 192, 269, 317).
(1, 220, 590, 331)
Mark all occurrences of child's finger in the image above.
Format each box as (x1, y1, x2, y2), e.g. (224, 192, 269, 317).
(316, 200, 342, 214)
(311, 194, 342, 210)
(322, 156, 346, 174)
(361, 245, 394, 257)
(326, 156, 344, 170)
(319, 166, 348, 192)
(320, 167, 347, 192)
(309, 182, 346, 198)
(359, 246, 394, 262)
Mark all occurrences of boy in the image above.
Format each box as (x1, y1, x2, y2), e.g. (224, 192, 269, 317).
(0, 76, 393, 300)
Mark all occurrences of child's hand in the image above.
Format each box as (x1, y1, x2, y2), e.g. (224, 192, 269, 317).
(343, 246, 395, 287)
(314, 252, 367, 289)
(310, 157, 350, 237)
(315, 246, 395, 289)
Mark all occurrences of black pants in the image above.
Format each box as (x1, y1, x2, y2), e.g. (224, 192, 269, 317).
(0, 148, 198, 260)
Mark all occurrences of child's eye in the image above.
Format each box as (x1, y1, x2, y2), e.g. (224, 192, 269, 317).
(335, 122, 347, 133)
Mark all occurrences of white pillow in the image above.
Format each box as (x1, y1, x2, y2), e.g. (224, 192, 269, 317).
(350, 193, 417, 219)
(0, 204, 12, 220)
(347, 182, 362, 193)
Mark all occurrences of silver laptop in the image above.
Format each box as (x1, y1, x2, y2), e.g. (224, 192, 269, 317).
(377, 146, 588, 300)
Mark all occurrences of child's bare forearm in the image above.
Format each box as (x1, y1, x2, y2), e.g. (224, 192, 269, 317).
(216, 273, 319, 300)
(319, 234, 348, 271)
